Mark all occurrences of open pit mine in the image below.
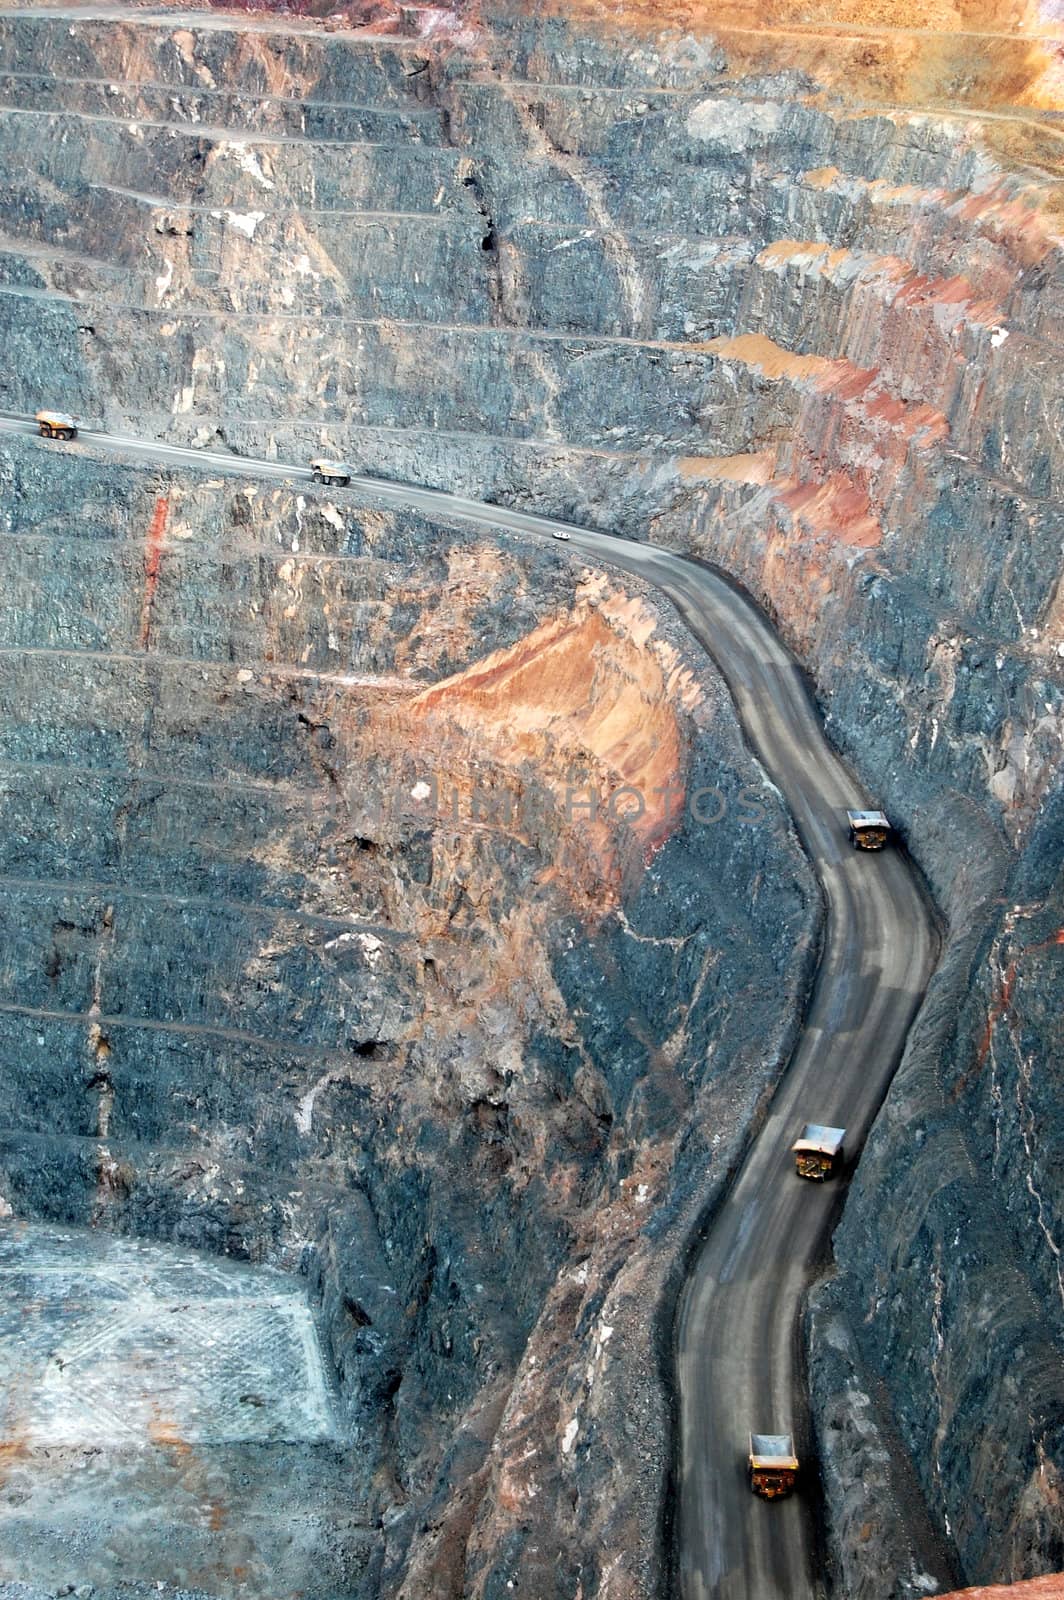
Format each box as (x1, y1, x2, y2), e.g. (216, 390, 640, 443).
(0, 3, 1061, 1600)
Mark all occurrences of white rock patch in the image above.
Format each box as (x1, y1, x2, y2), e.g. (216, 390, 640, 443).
(217, 209, 266, 240)
(685, 98, 782, 153)
(230, 142, 275, 191)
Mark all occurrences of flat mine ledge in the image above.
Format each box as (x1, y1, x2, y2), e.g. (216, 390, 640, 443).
(0, 1221, 374, 1599)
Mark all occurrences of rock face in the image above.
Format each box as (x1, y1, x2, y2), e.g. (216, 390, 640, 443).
(0, 1, 1061, 1596)
(0, 425, 817, 1599)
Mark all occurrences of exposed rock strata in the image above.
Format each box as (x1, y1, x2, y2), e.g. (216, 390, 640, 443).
(0, 435, 816, 1597)
(0, 2, 1060, 1595)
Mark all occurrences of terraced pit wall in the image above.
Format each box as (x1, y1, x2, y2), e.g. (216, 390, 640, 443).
(0, 1, 1061, 1594)
(0, 433, 817, 1597)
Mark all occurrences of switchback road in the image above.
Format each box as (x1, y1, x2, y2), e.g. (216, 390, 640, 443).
(0, 411, 939, 1599)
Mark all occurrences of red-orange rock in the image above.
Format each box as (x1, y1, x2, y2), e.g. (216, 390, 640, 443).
(938, 1580, 1064, 1600)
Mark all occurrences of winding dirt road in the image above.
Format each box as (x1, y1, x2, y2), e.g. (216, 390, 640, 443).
(0, 412, 940, 1599)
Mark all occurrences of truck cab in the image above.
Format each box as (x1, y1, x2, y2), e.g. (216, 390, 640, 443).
(792, 1124, 846, 1181)
(748, 1434, 799, 1498)
(35, 409, 78, 441)
(846, 809, 891, 850)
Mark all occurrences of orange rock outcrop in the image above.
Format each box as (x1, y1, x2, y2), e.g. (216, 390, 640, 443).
(938, 1579, 1064, 1599)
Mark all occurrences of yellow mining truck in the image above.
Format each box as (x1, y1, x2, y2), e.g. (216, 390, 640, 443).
(35, 409, 78, 440)
(791, 1123, 846, 1181)
(309, 456, 352, 487)
(846, 809, 891, 850)
(748, 1434, 799, 1498)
